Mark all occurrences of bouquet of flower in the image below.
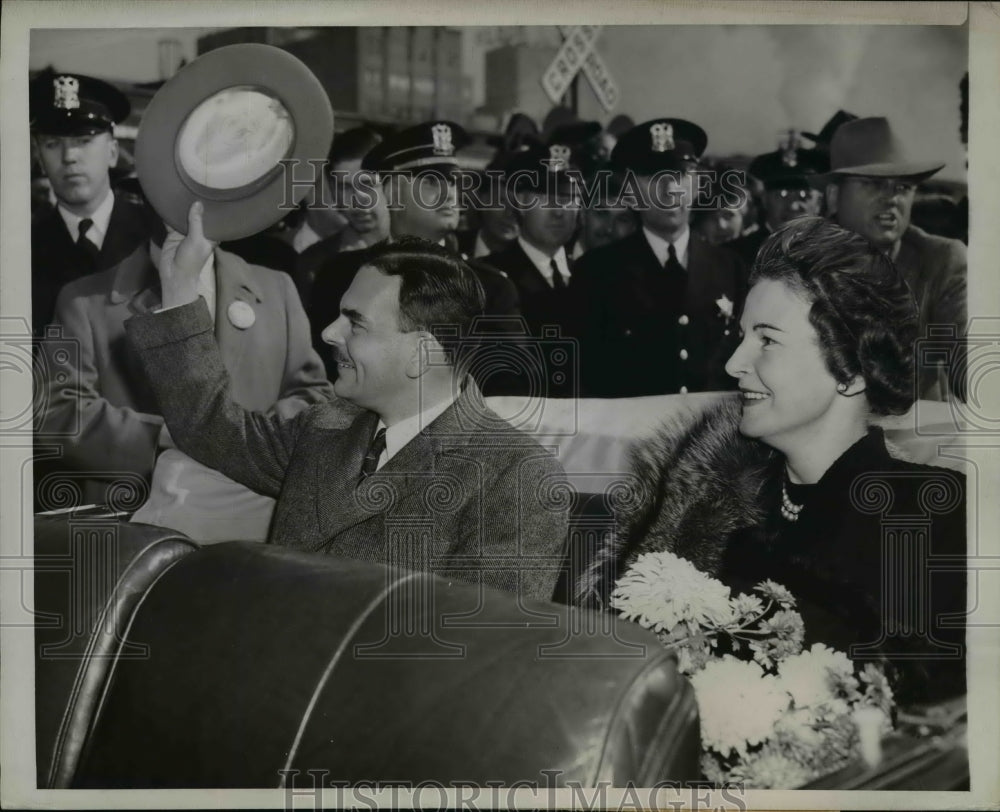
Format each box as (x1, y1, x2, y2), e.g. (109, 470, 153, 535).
(610, 550, 895, 789)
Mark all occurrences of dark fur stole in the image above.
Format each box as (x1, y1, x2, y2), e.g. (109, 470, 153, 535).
(576, 397, 778, 604)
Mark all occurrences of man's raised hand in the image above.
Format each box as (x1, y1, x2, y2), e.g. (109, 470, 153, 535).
(158, 201, 217, 309)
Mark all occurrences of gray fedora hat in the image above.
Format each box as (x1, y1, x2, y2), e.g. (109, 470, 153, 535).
(827, 117, 943, 181)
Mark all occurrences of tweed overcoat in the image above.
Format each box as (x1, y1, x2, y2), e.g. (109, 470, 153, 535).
(126, 300, 570, 601)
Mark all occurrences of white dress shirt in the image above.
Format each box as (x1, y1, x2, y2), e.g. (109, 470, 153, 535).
(58, 188, 114, 250)
(517, 236, 571, 288)
(642, 225, 690, 269)
(291, 219, 322, 254)
(373, 393, 457, 471)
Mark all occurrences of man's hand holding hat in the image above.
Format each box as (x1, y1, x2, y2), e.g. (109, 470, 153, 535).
(158, 201, 217, 309)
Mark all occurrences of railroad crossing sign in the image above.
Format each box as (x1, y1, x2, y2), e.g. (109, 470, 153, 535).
(540, 25, 619, 113)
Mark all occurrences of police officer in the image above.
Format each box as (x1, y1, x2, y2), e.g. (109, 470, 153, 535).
(570, 118, 745, 397)
(30, 69, 149, 335)
(483, 142, 579, 337)
(727, 133, 827, 268)
(306, 121, 521, 381)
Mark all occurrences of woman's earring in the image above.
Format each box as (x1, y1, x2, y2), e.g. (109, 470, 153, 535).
(837, 382, 849, 393)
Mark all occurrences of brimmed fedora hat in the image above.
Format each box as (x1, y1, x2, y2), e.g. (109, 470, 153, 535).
(826, 117, 943, 181)
(135, 44, 334, 242)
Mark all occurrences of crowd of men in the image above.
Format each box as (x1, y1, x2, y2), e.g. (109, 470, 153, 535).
(29, 65, 969, 600)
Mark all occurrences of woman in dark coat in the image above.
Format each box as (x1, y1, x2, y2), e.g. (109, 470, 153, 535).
(584, 217, 966, 706)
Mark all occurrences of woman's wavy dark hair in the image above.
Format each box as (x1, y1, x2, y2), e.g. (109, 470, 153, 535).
(750, 216, 918, 415)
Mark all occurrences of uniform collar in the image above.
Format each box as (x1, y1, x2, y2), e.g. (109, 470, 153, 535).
(517, 236, 570, 284)
(642, 225, 689, 268)
(57, 188, 114, 249)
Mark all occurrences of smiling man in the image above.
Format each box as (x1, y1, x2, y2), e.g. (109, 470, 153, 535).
(306, 121, 521, 382)
(126, 212, 569, 601)
(30, 69, 150, 336)
(824, 117, 967, 401)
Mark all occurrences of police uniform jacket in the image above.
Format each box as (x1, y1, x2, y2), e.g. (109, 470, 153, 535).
(31, 194, 149, 335)
(570, 230, 745, 397)
(483, 241, 574, 338)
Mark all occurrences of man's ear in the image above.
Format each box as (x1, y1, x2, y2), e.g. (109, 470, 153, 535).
(405, 331, 443, 379)
(825, 182, 839, 217)
(107, 136, 120, 170)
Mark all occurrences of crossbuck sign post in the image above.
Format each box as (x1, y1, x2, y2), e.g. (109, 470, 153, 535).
(540, 25, 619, 113)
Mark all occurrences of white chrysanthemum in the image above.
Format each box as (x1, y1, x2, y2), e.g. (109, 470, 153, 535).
(611, 551, 734, 632)
(731, 592, 764, 619)
(738, 747, 812, 789)
(777, 643, 858, 710)
(690, 655, 789, 757)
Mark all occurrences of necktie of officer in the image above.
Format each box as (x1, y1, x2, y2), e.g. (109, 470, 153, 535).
(360, 427, 387, 480)
(550, 258, 566, 290)
(76, 218, 100, 269)
(664, 242, 684, 275)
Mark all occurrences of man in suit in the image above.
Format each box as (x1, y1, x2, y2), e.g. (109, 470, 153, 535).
(727, 135, 827, 269)
(37, 211, 334, 541)
(484, 143, 579, 338)
(126, 212, 569, 601)
(570, 118, 746, 397)
(306, 121, 521, 381)
(824, 117, 967, 401)
(30, 70, 150, 336)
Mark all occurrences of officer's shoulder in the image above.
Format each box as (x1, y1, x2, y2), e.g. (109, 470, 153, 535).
(576, 233, 643, 268)
(465, 255, 510, 280)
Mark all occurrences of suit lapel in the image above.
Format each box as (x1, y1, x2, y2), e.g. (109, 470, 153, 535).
(99, 196, 142, 266)
(315, 411, 382, 542)
(213, 249, 265, 380)
(314, 384, 482, 546)
(507, 243, 551, 296)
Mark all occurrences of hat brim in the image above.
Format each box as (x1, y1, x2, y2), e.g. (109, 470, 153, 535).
(827, 161, 944, 182)
(135, 44, 333, 242)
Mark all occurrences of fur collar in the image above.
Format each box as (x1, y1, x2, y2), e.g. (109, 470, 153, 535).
(576, 398, 778, 605)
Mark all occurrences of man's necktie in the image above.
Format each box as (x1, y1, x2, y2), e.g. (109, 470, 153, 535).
(360, 427, 387, 479)
(664, 242, 684, 275)
(76, 218, 100, 269)
(550, 258, 566, 290)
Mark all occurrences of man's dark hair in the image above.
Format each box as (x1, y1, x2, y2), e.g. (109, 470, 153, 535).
(360, 237, 486, 366)
(328, 126, 382, 169)
(751, 216, 918, 415)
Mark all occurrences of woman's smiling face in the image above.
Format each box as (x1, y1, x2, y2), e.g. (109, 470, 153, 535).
(724, 278, 843, 453)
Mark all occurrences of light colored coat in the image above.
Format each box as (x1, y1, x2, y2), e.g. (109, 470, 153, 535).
(38, 245, 333, 512)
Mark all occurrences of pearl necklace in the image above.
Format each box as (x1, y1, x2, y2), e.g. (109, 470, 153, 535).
(781, 479, 804, 522)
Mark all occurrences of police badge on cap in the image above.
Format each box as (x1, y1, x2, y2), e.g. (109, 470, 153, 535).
(363, 121, 471, 173)
(29, 69, 130, 136)
(611, 117, 708, 174)
(748, 133, 829, 191)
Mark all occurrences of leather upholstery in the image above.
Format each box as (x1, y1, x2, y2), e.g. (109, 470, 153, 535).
(34, 516, 197, 788)
(72, 541, 700, 788)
